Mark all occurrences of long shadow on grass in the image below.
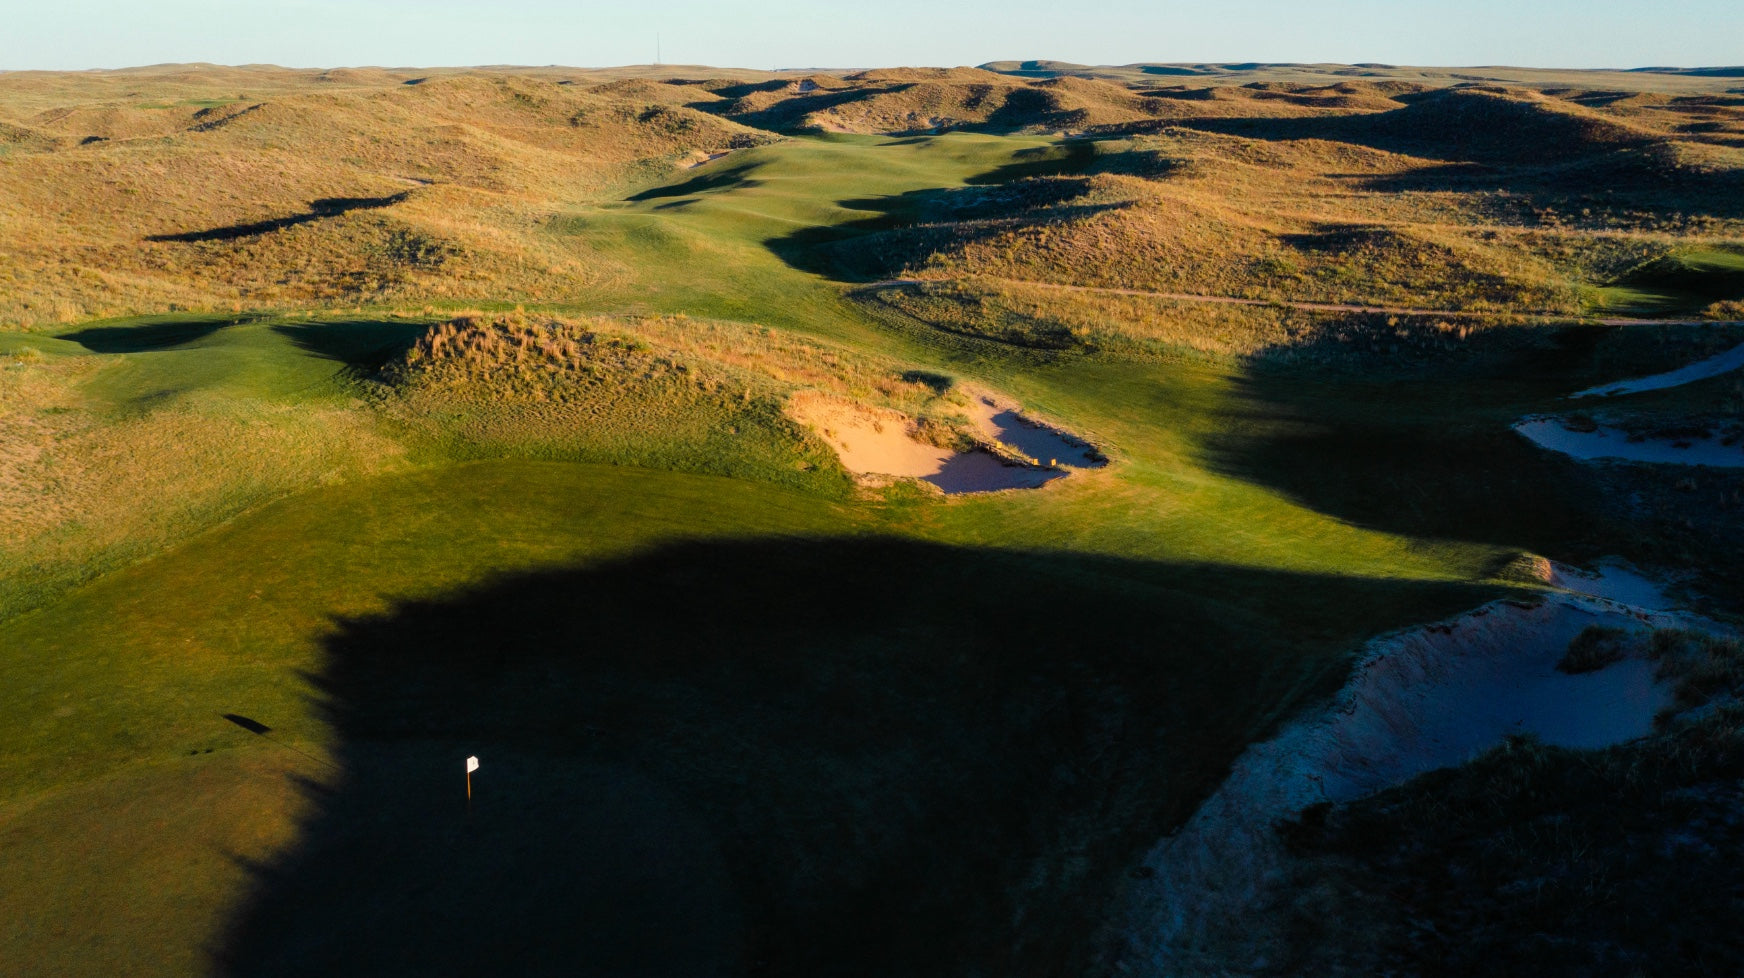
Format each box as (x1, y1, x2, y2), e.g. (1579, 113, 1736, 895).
(60, 315, 246, 353)
(692, 84, 912, 134)
(145, 193, 410, 244)
(1091, 86, 1744, 219)
(626, 163, 763, 202)
(270, 320, 431, 371)
(765, 140, 1117, 282)
(1200, 322, 1744, 586)
(215, 536, 1492, 978)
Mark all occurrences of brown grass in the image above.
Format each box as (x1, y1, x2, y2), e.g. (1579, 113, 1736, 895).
(0, 70, 776, 327)
(5, 65, 1742, 331)
(857, 276, 1528, 363)
(0, 346, 405, 617)
(372, 311, 994, 487)
(1556, 625, 1636, 674)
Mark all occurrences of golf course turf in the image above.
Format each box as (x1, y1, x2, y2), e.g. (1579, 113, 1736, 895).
(4, 62, 1743, 976)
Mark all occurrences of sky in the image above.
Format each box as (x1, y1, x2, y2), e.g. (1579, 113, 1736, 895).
(3, 0, 1740, 72)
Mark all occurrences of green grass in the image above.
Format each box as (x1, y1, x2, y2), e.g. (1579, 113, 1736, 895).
(1583, 247, 1744, 316)
(0, 313, 429, 620)
(0, 457, 1504, 977)
(2, 130, 1725, 976)
(546, 133, 1077, 343)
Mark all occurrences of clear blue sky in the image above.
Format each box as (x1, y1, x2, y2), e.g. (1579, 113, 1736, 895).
(5, 0, 1740, 72)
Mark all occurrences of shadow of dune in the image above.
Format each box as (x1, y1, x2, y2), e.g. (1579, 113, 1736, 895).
(216, 537, 1492, 978)
(699, 85, 912, 133)
(763, 142, 1113, 282)
(1200, 324, 1614, 551)
(771, 194, 1118, 282)
(626, 164, 762, 202)
(1087, 89, 1744, 218)
(269, 320, 431, 371)
(60, 315, 244, 353)
(1199, 323, 1744, 592)
(146, 193, 410, 243)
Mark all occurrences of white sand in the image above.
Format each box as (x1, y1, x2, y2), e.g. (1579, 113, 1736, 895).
(1516, 417, 1744, 467)
(1109, 561, 1722, 974)
(1548, 557, 1675, 610)
(1572, 341, 1744, 399)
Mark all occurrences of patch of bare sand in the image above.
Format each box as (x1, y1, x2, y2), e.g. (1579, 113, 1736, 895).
(788, 392, 1065, 494)
(1106, 561, 1732, 975)
(961, 390, 1106, 469)
(1572, 341, 1744, 399)
(1516, 416, 1744, 468)
(684, 150, 732, 169)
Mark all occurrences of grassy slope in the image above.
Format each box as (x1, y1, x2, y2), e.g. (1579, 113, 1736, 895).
(1585, 247, 1744, 315)
(3, 112, 1737, 975)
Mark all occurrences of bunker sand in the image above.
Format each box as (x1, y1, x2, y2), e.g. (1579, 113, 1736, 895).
(788, 392, 1079, 494)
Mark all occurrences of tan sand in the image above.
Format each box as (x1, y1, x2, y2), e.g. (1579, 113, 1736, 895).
(685, 150, 732, 168)
(789, 393, 954, 479)
(788, 392, 1069, 494)
(961, 390, 1106, 469)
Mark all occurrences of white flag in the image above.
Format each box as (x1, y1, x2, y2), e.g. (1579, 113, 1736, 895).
(466, 756, 479, 773)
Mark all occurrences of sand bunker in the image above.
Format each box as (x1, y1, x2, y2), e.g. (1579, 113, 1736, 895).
(1548, 557, 1674, 609)
(1573, 341, 1744, 399)
(963, 392, 1106, 469)
(685, 150, 732, 168)
(1516, 417, 1744, 467)
(789, 391, 1104, 494)
(1109, 561, 1724, 972)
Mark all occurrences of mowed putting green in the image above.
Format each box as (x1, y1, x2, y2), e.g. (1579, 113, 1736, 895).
(2, 131, 1621, 977)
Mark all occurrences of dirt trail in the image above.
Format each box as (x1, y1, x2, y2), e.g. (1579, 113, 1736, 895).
(867, 277, 1742, 328)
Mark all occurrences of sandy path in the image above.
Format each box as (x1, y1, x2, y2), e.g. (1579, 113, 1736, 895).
(866, 277, 1743, 328)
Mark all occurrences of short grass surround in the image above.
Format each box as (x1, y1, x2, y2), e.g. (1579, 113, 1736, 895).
(4, 62, 1743, 978)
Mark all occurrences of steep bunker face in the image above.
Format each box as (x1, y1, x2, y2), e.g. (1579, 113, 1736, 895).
(963, 393, 1105, 470)
(788, 392, 1103, 494)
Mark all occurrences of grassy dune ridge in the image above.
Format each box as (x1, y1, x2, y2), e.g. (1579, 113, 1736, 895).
(3, 62, 1743, 977)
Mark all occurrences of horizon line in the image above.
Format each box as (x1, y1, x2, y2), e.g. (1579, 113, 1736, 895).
(3, 60, 1742, 76)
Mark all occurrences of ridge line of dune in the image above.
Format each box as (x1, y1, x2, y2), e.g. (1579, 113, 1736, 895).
(862, 276, 1744, 327)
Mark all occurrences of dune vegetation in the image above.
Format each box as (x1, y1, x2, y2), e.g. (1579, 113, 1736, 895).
(2, 60, 1743, 977)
